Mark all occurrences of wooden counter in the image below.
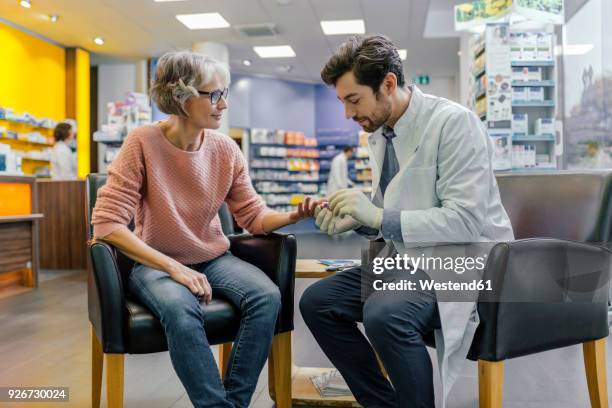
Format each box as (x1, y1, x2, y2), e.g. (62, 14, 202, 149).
(0, 175, 42, 298)
(36, 179, 87, 270)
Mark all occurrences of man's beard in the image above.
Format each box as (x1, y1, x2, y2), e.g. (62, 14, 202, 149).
(356, 99, 391, 133)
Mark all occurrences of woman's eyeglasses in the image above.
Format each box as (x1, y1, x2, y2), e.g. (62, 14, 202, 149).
(197, 88, 229, 105)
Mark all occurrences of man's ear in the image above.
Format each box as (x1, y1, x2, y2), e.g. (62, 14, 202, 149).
(382, 72, 398, 96)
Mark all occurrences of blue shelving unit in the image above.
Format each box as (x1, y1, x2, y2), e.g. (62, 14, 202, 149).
(512, 100, 555, 107)
(512, 134, 555, 142)
(511, 60, 555, 67)
(511, 80, 555, 87)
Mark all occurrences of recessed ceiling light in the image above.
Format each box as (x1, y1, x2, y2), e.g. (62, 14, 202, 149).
(398, 49, 407, 61)
(253, 45, 296, 58)
(93, 37, 105, 45)
(175, 13, 230, 30)
(49, 14, 59, 23)
(320, 19, 365, 35)
(19, 0, 31, 9)
(242, 59, 252, 66)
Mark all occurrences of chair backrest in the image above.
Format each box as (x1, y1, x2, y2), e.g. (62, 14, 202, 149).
(495, 171, 612, 243)
(86, 173, 235, 274)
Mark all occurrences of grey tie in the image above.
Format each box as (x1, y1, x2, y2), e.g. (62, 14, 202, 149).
(379, 126, 400, 197)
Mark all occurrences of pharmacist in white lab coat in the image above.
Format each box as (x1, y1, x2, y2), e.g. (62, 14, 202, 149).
(326, 146, 354, 196)
(50, 122, 77, 180)
(300, 35, 514, 408)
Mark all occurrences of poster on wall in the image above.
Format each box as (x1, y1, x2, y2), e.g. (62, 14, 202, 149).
(515, 0, 564, 24)
(563, 0, 612, 169)
(485, 23, 512, 125)
(454, 0, 513, 31)
(454, 0, 564, 31)
(490, 131, 512, 170)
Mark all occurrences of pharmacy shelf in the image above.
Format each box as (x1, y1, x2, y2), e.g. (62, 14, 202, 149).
(512, 100, 555, 107)
(250, 142, 318, 149)
(512, 134, 555, 142)
(0, 136, 53, 147)
(22, 158, 51, 163)
(511, 80, 555, 87)
(251, 179, 326, 184)
(511, 61, 555, 67)
(0, 119, 54, 131)
(475, 89, 486, 100)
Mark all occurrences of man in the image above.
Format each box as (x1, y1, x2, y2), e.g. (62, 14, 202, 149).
(326, 146, 354, 196)
(300, 35, 514, 407)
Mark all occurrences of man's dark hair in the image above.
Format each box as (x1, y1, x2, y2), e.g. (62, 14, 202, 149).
(343, 146, 354, 153)
(321, 34, 405, 93)
(54, 122, 72, 142)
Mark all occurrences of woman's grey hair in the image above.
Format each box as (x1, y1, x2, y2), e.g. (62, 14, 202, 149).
(150, 51, 230, 116)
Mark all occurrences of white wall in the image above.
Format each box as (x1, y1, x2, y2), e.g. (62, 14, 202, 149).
(97, 64, 137, 130)
(419, 75, 459, 102)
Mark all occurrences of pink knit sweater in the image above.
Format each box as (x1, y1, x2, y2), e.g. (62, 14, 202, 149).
(91, 124, 272, 264)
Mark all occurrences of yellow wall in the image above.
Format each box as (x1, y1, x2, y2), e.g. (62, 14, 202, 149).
(74, 48, 90, 178)
(0, 22, 66, 121)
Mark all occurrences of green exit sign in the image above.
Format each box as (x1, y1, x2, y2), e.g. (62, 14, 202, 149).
(413, 75, 430, 85)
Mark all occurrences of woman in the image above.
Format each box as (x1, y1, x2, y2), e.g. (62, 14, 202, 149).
(91, 51, 317, 408)
(50, 122, 76, 179)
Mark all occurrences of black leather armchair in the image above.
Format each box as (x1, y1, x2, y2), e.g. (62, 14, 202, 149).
(86, 174, 296, 408)
(459, 171, 612, 408)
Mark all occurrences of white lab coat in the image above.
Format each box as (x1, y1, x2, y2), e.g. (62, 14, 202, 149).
(50, 141, 77, 180)
(367, 86, 514, 406)
(326, 152, 350, 196)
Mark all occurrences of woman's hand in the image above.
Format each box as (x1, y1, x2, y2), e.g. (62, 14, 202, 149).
(289, 197, 324, 224)
(167, 262, 212, 304)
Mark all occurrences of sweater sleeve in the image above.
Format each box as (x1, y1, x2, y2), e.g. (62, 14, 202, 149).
(91, 132, 145, 239)
(225, 143, 272, 234)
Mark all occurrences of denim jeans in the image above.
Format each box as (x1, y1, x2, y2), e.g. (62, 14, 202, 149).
(300, 266, 440, 408)
(128, 252, 281, 408)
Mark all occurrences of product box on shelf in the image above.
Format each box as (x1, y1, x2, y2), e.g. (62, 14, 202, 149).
(512, 114, 528, 135)
(536, 32, 554, 61)
(535, 118, 555, 135)
(512, 87, 528, 102)
(528, 87, 545, 102)
(509, 32, 523, 60)
(523, 32, 538, 60)
(527, 67, 542, 82)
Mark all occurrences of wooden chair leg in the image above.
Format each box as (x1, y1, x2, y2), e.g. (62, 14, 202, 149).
(106, 353, 124, 408)
(583, 338, 609, 408)
(270, 331, 292, 408)
(91, 325, 103, 408)
(479, 360, 504, 408)
(218, 342, 233, 380)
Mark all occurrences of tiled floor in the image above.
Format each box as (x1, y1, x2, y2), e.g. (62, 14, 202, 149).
(0, 232, 610, 407)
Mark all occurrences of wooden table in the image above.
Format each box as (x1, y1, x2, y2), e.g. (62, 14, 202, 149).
(289, 259, 361, 407)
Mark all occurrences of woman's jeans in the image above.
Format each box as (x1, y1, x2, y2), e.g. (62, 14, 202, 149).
(128, 252, 281, 408)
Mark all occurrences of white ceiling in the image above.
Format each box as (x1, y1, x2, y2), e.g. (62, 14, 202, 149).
(0, 0, 461, 83)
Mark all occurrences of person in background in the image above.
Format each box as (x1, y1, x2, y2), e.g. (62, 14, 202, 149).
(50, 122, 76, 179)
(91, 51, 318, 408)
(326, 146, 354, 196)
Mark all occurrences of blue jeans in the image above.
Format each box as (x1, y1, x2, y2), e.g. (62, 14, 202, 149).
(128, 252, 281, 408)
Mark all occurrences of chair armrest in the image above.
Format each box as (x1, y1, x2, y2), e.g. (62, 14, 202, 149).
(89, 241, 128, 353)
(229, 233, 297, 333)
(469, 238, 610, 361)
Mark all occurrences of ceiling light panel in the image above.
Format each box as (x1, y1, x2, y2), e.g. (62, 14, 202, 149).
(175, 13, 230, 30)
(320, 19, 365, 35)
(253, 45, 296, 58)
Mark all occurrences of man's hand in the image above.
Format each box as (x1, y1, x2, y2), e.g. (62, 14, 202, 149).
(314, 205, 361, 235)
(167, 263, 212, 304)
(329, 188, 383, 230)
(288, 196, 324, 224)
